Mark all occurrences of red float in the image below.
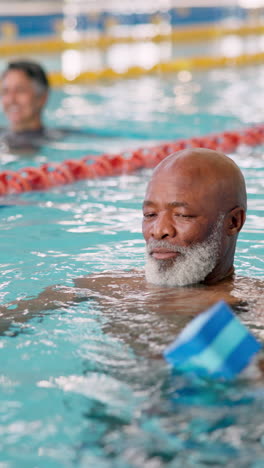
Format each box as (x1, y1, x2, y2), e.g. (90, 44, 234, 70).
(0, 124, 263, 195)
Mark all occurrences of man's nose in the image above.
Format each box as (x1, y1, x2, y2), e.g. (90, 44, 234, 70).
(151, 212, 176, 239)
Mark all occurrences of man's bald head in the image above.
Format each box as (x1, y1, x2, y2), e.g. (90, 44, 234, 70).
(151, 148, 247, 213)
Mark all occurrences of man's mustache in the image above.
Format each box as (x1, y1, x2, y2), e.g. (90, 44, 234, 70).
(146, 239, 188, 255)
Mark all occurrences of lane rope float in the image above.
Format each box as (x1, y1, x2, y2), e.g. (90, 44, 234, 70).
(1, 23, 264, 56)
(0, 124, 263, 196)
(49, 51, 264, 85)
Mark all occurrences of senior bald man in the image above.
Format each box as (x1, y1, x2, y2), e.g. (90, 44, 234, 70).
(142, 147, 246, 287)
(0, 148, 262, 341)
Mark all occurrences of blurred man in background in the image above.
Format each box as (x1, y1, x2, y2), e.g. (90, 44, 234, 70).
(0, 59, 110, 155)
(0, 60, 50, 151)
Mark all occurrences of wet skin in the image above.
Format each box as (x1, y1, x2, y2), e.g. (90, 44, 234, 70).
(0, 270, 263, 359)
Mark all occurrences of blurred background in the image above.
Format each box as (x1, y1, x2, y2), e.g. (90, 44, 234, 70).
(1, 0, 264, 83)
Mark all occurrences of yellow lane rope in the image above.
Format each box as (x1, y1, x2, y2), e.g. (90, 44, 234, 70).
(49, 51, 264, 85)
(1, 22, 264, 55)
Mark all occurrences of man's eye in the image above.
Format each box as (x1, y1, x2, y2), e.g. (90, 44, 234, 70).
(143, 212, 156, 218)
(174, 213, 194, 218)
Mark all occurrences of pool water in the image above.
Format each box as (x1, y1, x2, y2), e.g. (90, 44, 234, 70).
(0, 65, 263, 467)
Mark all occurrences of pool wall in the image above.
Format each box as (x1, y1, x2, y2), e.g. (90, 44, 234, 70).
(0, 1, 255, 41)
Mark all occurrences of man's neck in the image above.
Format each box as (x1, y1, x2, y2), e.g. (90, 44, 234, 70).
(203, 265, 235, 285)
(11, 120, 43, 134)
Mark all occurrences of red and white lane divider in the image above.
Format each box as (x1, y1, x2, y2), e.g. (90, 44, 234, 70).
(0, 124, 263, 195)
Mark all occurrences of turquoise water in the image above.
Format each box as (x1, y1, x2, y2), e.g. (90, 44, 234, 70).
(0, 66, 263, 467)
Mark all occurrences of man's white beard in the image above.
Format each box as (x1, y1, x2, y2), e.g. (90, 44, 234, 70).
(144, 216, 223, 287)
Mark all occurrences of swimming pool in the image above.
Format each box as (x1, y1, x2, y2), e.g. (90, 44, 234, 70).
(0, 65, 263, 467)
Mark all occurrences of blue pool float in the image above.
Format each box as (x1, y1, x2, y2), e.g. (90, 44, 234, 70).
(163, 300, 261, 379)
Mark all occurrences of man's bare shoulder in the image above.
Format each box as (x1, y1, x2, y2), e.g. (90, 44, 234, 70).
(230, 275, 263, 296)
(219, 275, 264, 312)
(73, 270, 263, 314)
(74, 268, 146, 295)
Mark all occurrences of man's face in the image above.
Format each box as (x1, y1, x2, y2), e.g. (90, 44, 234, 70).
(142, 163, 224, 286)
(1, 69, 47, 132)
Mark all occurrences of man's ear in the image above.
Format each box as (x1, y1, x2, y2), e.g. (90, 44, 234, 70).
(226, 206, 246, 236)
(38, 91, 48, 110)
